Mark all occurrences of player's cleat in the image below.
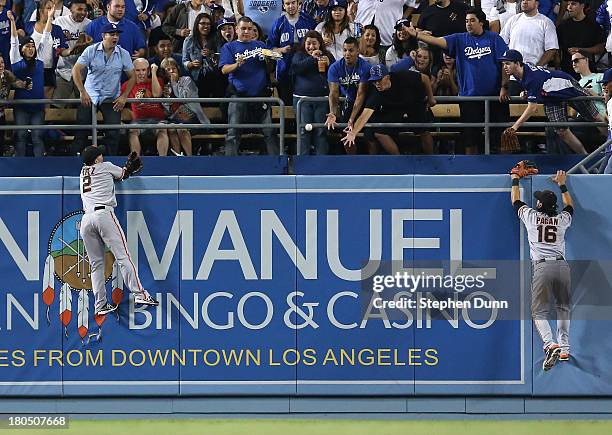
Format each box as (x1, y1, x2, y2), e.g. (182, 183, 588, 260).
(95, 303, 118, 316)
(543, 344, 561, 371)
(559, 353, 570, 361)
(135, 294, 159, 306)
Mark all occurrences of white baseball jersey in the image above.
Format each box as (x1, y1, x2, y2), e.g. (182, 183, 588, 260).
(55, 15, 92, 82)
(79, 162, 125, 213)
(500, 12, 558, 65)
(517, 204, 572, 261)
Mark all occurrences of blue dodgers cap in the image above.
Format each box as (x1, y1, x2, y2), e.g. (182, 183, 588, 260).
(498, 49, 523, 63)
(328, 0, 348, 9)
(598, 69, 612, 84)
(368, 63, 389, 81)
(216, 17, 236, 30)
(100, 23, 123, 34)
(210, 3, 225, 11)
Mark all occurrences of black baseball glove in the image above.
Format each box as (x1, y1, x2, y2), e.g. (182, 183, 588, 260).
(123, 152, 143, 179)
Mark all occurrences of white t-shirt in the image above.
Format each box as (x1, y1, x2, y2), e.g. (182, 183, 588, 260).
(30, 29, 55, 68)
(188, 5, 210, 32)
(481, 0, 497, 21)
(500, 12, 559, 65)
(355, 0, 412, 46)
(488, 1, 518, 32)
(518, 204, 572, 261)
(315, 21, 352, 61)
(80, 161, 124, 213)
(28, 6, 70, 23)
(54, 15, 92, 82)
(360, 52, 380, 66)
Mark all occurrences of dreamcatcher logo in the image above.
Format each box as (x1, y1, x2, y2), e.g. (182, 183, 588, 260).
(43, 211, 124, 344)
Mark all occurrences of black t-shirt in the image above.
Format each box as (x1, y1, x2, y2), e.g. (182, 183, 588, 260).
(557, 17, 605, 76)
(417, 1, 469, 37)
(364, 70, 425, 113)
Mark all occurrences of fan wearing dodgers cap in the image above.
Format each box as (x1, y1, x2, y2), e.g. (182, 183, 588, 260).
(341, 63, 433, 154)
(499, 48, 606, 154)
(71, 22, 136, 156)
(215, 17, 236, 50)
(510, 168, 575, 370)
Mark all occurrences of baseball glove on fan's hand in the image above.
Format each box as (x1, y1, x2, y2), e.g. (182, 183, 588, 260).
(510, 160, 539, 178)
(501, 127, 521, 153)
(123, 152, 143, 179)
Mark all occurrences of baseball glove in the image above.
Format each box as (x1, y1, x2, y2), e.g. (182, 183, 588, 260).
(501, 127, 521, 153)
(510, 160, 539, 178)
(123, 152, 143, 179)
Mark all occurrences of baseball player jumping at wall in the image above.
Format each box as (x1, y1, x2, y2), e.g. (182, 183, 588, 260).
(510, 164, 573, 371)
(79, 146, 159, 316)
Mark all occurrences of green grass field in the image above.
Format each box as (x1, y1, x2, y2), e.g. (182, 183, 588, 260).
(2, 419, 612, 435)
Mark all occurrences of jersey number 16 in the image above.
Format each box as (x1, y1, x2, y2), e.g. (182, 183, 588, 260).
(537, 224, 557, 243)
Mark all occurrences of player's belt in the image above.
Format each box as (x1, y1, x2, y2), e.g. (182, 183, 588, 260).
(94, 205, 111, 211)
(534, 255, 565, 264)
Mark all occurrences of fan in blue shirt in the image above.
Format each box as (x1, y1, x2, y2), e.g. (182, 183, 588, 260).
(408, 8, 509, 97)
(408, 7, 511, 154)
(220, 37, 269, 96)
(219, 16, 278, 156)
(86, 0, 146, 58)
(326, 37, 370, 131)
(267, 0, 315, 103)
(500, 49, 606, 155)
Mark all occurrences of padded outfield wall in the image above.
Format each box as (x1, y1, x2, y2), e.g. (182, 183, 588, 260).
(0, 175, 610, 397)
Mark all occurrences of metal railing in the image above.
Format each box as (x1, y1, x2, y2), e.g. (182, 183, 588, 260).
(294, 95, 606, 155)
(0, 97, 286, 155)
(1, 95, 607, 157)
(567, 138, 612, 174)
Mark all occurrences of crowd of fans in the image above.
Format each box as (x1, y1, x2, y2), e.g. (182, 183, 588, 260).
(0, 0, 609, 156)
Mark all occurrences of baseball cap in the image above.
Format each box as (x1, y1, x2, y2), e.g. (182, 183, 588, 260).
(100, 23, 123, 34)
(534, 190, 558, 210)
(598, 68, 612, 84)
(216, 17, 236, 30)
(328, 0, 348, 9)
(19, 36, 35, 51)
(81, 145, 104, 166)
(368, 63, 389, 82)
(394, 18, 411, 30)
(210, 3, 225, 11)
(498, 49, 523, 63)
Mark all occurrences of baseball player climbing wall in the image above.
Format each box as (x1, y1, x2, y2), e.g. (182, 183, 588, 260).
(0, 175, 611, 397)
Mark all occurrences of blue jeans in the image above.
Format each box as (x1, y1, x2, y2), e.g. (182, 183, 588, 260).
(226, 97, 278, 156)
(72, 100, 122, 155)
(293, 97, 328, 155)
(14, 109, 45, 157)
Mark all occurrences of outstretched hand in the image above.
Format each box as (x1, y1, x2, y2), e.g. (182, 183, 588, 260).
(551, 170, 567, 186)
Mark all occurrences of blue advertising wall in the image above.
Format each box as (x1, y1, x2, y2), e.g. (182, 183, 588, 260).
(0, 174, 610, 397)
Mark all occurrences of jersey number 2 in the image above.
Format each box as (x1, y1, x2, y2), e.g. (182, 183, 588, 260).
(82, 175, 92, 193)
(537, 225, 557, 243)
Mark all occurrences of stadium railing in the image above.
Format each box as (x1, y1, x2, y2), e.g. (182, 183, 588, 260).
(0, 95, 605, 156)
(295, 95, 607, 155)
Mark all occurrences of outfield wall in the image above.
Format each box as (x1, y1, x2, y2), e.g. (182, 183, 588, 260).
(0, 175, 611, 397)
